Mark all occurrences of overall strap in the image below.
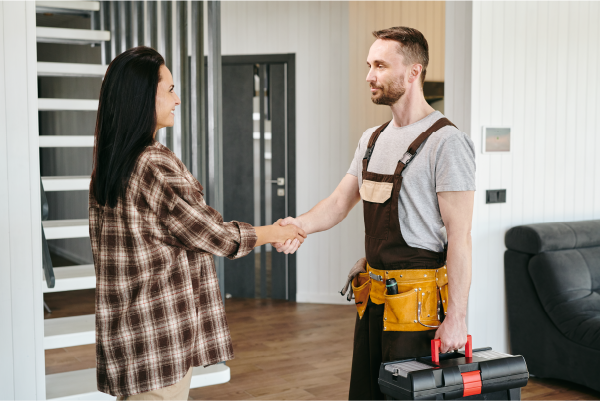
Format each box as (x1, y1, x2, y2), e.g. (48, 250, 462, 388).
(362, 121, 391, 171)
(393, 118, 457, 176)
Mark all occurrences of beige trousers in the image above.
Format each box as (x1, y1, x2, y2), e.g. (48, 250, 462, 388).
(117, 367, 193, 401)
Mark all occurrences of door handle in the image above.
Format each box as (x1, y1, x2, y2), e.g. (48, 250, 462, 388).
(267, 177, 285, 186)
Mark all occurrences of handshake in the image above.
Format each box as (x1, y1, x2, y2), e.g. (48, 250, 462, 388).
(253, 216, 306, 250)
(270, 217, 304, 255)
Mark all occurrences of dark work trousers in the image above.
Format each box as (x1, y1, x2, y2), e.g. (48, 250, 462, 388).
(348, 299, 437, 400)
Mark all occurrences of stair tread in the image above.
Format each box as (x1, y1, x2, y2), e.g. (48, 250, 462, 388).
(44, 264, 95, 293)
(46, 365, 230, 400)
(43, 219, 89, 228)
(44, 314, 95, 337)
(53, 264, 94, 280)
(43, 219, 89, 240)
(39, 135, 94, 148)
(36, 1, 100, 12)
(42, 176, 90, 191)
(38, 61, 107, 77)
(38, 98, 99, 111)
(36, 26, 110, 44)
(44, 314, 95, 349)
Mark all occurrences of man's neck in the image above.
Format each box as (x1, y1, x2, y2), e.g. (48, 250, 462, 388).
(389, 88, 436, 128)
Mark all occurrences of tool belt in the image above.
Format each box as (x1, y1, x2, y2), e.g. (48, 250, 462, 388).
(351, 264, 449, 332)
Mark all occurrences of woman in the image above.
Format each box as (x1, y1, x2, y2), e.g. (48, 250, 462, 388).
(89, 46, 305, 400)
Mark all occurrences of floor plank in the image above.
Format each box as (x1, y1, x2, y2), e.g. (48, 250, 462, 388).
(44, 296, 599, 400)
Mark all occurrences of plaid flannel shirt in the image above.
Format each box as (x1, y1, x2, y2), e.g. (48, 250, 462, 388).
(89, 141, 257, 396)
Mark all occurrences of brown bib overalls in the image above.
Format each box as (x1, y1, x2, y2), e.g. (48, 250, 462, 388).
(348, 118, 456, 400)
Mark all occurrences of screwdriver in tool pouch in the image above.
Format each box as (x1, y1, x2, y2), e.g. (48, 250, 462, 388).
(386, 278, 398, 295)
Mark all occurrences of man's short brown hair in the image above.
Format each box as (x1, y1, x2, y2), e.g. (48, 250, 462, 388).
(372, 27, 429, 86)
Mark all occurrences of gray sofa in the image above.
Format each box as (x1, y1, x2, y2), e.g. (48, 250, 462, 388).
(504, 220, 600, 391)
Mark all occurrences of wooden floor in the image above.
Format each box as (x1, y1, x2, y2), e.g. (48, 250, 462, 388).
(44, 294, 599, 400)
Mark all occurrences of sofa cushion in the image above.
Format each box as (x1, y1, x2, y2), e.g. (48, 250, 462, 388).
(529, 247, 600, 350)
(505, 220, 600, 255)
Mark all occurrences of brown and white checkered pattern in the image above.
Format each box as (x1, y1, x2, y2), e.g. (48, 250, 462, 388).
(89, 141, 256, 397)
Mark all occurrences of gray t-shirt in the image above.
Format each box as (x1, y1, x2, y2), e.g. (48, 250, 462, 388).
(348, 111, 476, 253)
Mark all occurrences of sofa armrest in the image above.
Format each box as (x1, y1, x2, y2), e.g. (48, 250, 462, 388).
(528, 247, 600, 350)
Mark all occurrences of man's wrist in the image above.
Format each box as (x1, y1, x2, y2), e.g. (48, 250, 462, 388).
(295, 215, 307, 232)
(444, 310, 466, 322)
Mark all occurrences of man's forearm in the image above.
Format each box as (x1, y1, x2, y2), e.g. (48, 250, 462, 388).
(297, 195, 351, 234)
(293, 174, 361, 235)
(445, 233, 472, 320)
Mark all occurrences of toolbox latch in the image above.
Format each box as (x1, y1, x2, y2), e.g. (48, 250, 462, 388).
(461, 370, 482, 397)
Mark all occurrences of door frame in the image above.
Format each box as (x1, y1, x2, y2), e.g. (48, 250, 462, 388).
(222, 53, 297, 301)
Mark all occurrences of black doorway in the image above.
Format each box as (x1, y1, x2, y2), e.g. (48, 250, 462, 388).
(217, 54, 296, 301)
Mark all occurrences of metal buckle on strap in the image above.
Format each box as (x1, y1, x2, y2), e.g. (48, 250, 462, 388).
(400, 151, 414, 166)
(369, 271, 383, 282)
(363, 146, 374, 160)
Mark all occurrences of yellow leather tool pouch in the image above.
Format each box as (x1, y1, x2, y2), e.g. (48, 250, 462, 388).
(383, 281, 440, 332)
(435, 266, 449, 316)
(352, 272, 371, 319)
(439, 283, 449, 315)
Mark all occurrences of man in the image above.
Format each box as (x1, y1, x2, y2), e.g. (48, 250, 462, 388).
(274, 27, 475, 399)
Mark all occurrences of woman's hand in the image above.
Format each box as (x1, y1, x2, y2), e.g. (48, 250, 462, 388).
(253, 224, 306, 248)
(275, 223, 307, 245)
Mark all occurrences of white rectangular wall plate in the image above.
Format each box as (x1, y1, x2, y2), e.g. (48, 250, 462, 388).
(482, 127, 511, 153)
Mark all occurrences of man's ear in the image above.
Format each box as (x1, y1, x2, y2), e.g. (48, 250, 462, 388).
(407, 64, 423, 84)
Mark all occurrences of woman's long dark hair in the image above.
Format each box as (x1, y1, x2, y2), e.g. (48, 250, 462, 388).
(90, 46, 164, 208)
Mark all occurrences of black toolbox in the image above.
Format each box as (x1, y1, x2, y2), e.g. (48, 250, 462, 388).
(378, 336, 529, 400)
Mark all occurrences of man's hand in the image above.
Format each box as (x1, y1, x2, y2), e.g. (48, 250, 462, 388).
(434, 314, 468, 353)
(272, 217, 304, 254)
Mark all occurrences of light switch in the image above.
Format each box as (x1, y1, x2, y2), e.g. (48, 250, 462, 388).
(486, 189, 506, 204)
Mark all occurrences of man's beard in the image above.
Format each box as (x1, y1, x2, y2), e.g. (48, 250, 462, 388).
(371, 78, 405, 106)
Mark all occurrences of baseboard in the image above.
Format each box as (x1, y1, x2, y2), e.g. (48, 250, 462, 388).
(296, 292, 356, 305)
(48, 244, 92, 266)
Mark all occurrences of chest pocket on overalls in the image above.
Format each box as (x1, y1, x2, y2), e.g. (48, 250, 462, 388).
(360, 179, 393, 240)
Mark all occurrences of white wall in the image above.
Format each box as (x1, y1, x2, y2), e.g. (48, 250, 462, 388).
(444, 1, 471, 138)
(0, 2, 46, 399)
(448, 1, 600, 352)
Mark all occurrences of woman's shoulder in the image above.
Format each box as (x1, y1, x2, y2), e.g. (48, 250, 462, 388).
(136, 140, 183, 176)
(130, 140, 201, 203)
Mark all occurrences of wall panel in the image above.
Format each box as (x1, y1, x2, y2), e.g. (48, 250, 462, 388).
(348, 1, 446, 160)
(0, 2, 46, 398)
(448, 1, 600, 352)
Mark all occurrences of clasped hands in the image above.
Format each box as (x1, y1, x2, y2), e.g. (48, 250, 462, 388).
(271, 217, 303, 254)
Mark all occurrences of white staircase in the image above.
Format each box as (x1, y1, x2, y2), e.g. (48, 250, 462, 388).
(38, 2, 230, 398)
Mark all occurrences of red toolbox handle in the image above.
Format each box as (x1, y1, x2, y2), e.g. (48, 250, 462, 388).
(431, 334, 472, 363)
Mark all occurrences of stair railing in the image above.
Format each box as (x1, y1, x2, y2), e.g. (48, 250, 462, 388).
(40, 178, 55, 290)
